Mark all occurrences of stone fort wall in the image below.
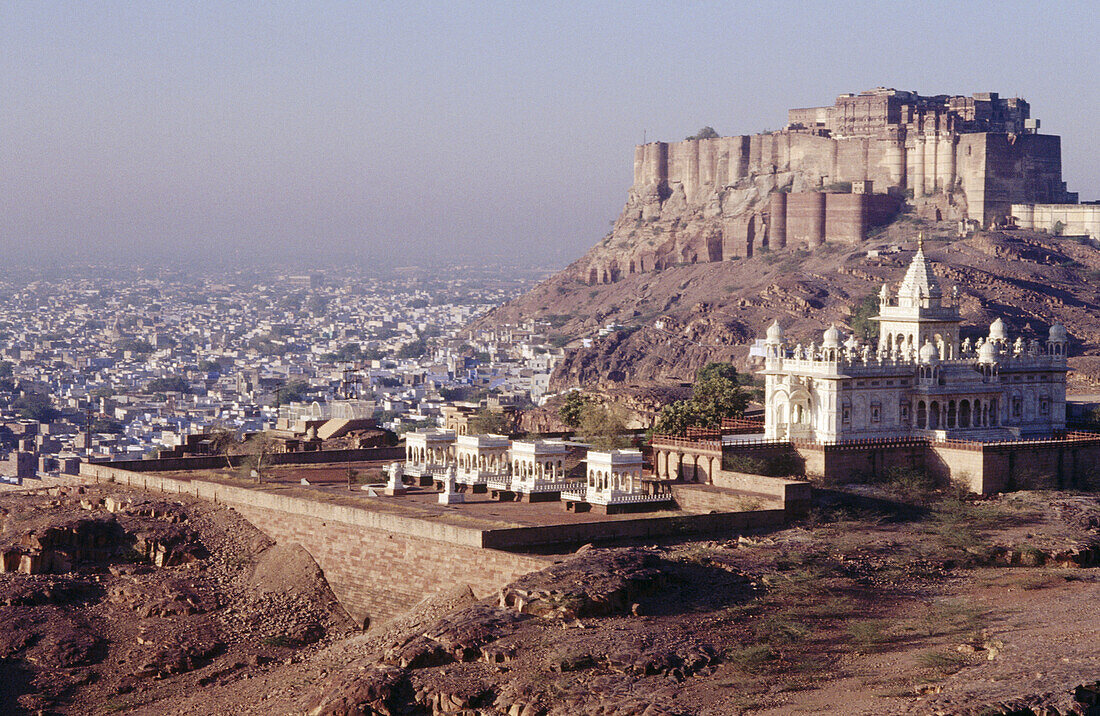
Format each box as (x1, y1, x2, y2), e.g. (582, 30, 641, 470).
(585, 128, 1065, 285)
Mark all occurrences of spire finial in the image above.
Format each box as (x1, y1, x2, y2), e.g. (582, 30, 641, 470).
(917, 231, 925, 253)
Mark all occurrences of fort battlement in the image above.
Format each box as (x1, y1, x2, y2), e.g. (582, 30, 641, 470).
(585, 88, 1075, 285)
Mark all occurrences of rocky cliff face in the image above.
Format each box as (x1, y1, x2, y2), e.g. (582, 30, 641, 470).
(471, 116, 1089, 392)
(476, 226, 1100, 391)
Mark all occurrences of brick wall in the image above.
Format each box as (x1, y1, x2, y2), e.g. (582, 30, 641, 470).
(670, 484, 781, 513)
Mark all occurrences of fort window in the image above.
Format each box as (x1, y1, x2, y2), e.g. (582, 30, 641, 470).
(947, 400, 957, 429)
(1040, 399, 1050, 416)
(871, 404, 881, 423)
(917, 401, 927, 428)
(1013, 398, 1022, 418)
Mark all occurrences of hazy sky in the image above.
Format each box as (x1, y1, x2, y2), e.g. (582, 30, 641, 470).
(3, 2, 1098, 268)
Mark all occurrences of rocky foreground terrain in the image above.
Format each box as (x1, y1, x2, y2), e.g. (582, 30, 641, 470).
(3, 483, 1100, 714)
(0, 483, 355, 714)
(476, 225, 1100, 392)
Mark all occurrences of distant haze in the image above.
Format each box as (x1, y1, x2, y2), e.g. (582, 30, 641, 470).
(3, 2, 1098, 269)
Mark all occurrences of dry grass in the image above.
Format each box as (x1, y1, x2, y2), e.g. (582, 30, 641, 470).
(916, 648, 969, 675)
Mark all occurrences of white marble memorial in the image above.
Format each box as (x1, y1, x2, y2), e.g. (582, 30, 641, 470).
(404, 428, 456, 485)
(438, 465, 465, 505)
(761, 234, 1068, 443)
(384, 462, 407, 496)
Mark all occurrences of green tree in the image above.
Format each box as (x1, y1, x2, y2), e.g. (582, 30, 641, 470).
(652, 400, 701, 437)
(206, 426, 238, 469)
(685, 126, 720, 141)
(115, 338, 154, 355)
(849, 294, 880, 342)
(397, 338, 428, 359)
(280, 379, 311, 404)
(332, 343, 363, 362)
(651, 362, 748, 435)
(547, 334, 571, 349)
(468, 409, 513, 435)
(13, 392, 58, 423)
(578, 402, 631, 451)
(236, 432, 277, 483)
(558, 392, 590, 429)
(691, 375, 749, 427)
(695, 362, 739, 384)
(144, 377, 189, 394)
(306, 294, 330, 316)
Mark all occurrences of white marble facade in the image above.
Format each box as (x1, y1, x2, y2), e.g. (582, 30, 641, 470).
(761, 237, 1068, 443)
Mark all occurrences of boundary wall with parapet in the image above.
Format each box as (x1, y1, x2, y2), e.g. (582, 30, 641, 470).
(657, 429, 1100, 496)
(74, 460, 793, 626)
(87, 447, 404, 473)
(77, 462, 545, 626)
(785, 433, 1100, 495)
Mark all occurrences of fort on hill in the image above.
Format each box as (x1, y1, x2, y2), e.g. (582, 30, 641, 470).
(586, 88, 1084, 284)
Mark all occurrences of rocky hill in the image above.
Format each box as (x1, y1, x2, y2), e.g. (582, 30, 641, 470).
(5, 480, 1100, 714)
(476, 223, 1100, 391)
(69, 487, 1100, 716)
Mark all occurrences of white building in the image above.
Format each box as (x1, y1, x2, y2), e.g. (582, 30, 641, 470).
(454, 433, 510, 492)
(507, 439, 575, 501)
(761, 235, 1068, 442)
(403, 428, 456, 484)
(563, 449, 673, 513)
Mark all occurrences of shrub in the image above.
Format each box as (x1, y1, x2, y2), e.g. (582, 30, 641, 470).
(726, 644, 775, 672)
(847, 620, 890, 651)
(848, 294, 880, 342)
(879, 465, 938, 503)
(916, 649, 968, 675)
(685, 126, 720, 141)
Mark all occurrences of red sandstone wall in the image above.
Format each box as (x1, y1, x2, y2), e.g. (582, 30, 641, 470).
(769, 193, 788, 248)
(786, 192, 827, 248)
(982, 133, 1064, 224)
(824, 194, 867, 243)
(77, 463, 548, 627)
(230, 502, 547, 627)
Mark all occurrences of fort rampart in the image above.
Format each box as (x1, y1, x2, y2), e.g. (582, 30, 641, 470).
(585, 91, 1071, 285)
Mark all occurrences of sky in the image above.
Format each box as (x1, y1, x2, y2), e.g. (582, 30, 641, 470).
(2, 1, 1098, 269)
